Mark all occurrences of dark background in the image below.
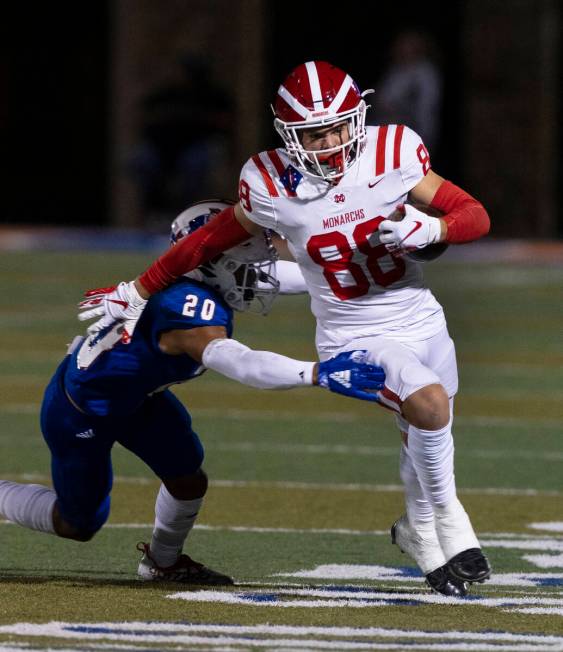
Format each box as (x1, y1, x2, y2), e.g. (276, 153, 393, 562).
(268, 3, 464, 178)
(3, 4, 109, 225)
(2, 1, 561, 237)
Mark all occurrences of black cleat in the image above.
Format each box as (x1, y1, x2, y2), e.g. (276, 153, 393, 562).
(426, 565, 469, 597)
(448, 547, 491, 584)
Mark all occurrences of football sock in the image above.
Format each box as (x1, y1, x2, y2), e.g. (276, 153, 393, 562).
(406, 420, 456, 508)
(0, 481, 56, 534)
(406, 420, 480, 558)
(434, 497, 480, 559)
(399, 445, 446, 573)
(149, 483, 203, 567)
(399, 444, 435, 525)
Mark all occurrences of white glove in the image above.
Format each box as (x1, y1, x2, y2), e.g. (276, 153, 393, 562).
(78, 281, 147, 343)
(76, 281, 148, 369)
(378, 204, 443, 253)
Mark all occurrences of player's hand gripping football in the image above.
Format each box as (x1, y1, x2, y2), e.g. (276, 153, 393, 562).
(378, 204, 443, 254)
(76, 281, 147, 368)
(316, 350, 385, 402)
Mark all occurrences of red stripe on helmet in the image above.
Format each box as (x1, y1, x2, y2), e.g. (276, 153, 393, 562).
(316, 61, 346, 108)
(294, 62, 314, 108)
(251, 154, 279, 197)
(375, 125, 388, 176)
(393, 125, 405, 169)
(336, 85, 362, 113)
(275, 93, 306, 123)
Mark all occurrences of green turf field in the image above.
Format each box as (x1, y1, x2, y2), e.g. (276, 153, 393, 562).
(0, 250, 562, 651)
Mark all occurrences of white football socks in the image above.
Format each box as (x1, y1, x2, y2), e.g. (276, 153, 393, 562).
(406, 418, 480, 559)
(434, 497, 480, 559)
(399, 446, 446, 573)
(399, 444, 435, 525)
(406, 420, 456, 508)
(149, 483, 203, 568)
(0, 481, 56, 534)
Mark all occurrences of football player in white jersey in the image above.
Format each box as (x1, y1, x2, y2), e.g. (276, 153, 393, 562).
(79, 61, 491, 597)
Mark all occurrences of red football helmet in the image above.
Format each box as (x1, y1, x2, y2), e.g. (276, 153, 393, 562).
(273, 61, 371, 181)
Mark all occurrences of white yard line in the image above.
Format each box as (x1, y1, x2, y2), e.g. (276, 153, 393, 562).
(1, 403, 561, 431)
(3, 621, 563, 651)
(5, 473, 563, 497)
(204, 441, 563, 462)
(3, 520, 561, 546)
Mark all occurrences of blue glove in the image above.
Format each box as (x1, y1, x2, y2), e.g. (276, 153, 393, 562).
(317, 350, 385, 402)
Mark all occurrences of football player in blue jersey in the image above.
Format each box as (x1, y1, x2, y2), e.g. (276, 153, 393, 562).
(0, 200, 385, 584)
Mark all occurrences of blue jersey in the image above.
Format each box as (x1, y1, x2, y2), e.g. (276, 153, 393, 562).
(65, 278, 234, 417)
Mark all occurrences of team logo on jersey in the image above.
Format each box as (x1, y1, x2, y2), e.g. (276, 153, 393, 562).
(280, 164, 303, 193)
(333, 194, 346, 203)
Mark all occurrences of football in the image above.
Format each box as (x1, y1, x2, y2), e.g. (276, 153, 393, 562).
(387, 202, 449, 262)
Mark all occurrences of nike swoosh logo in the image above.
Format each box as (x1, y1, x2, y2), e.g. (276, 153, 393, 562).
(108, 299, 128, 309)
(368, 179, 383, 188)
(400, 221, 423, 244)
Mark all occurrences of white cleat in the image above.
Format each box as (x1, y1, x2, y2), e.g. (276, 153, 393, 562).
(391, 515, 468, 597)
(390, 514, 446, 575)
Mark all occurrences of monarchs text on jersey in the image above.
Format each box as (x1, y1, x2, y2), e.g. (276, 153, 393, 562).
(238, 125, 445, 352)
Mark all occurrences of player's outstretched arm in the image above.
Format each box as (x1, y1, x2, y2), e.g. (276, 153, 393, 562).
(78, 203, 256, 352)
(160, 327, 385, 402)
(137, 203, 259, 296)
(203, 340, 384, 401)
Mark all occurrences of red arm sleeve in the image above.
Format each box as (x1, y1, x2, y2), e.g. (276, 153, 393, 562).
(138, 205, 252, 295)
(430, 180, 490, 244)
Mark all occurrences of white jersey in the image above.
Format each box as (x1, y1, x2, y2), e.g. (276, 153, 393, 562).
(239, 125, 446, 354)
